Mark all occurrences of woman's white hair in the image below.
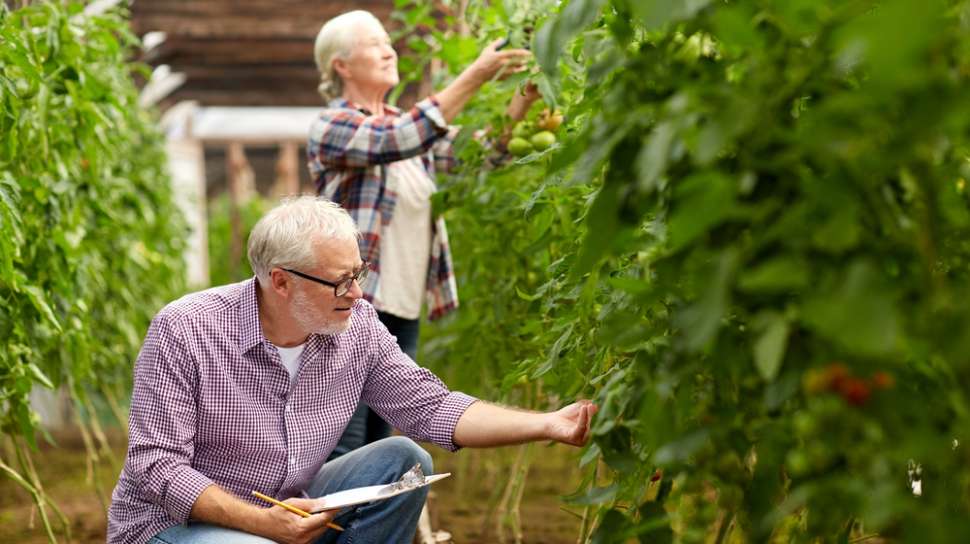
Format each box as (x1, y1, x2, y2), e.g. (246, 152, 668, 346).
(247, 196, 359, 284)
(313, 10, 384, 102)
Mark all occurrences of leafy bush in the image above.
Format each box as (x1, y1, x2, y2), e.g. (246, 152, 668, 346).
(0, 2, 186, 536)
(408, 0, 970, 541)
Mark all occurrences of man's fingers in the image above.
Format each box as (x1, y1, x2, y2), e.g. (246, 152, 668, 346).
(304, 511, 337, 527)
(285, 497, 316, 511)
(581, 405, 594, 444)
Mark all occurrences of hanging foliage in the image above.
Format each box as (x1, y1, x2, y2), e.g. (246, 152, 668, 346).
(402, 0, 970, 541)
(0, 2, 186, 538)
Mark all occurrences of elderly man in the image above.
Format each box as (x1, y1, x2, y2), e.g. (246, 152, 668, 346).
(107, 197, 597, 544)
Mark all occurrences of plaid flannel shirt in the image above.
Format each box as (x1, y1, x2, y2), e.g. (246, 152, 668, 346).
(308, 97, 460, 320)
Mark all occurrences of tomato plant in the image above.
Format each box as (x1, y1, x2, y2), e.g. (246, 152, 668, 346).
(0, 3, 186, 538)
(400, 0, 970, 541)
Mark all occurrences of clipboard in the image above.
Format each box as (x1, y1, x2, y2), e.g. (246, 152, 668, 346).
(310, 472, 451, 512)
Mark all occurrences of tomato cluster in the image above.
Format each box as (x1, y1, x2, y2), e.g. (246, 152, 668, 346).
(802, 363, 895, 407)
(507, 108, 563, 157)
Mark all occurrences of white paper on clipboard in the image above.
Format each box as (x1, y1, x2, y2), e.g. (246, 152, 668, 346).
(310, 473, 451, 512)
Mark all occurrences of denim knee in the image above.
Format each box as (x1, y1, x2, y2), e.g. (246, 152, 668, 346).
(383, 436, 433, 475)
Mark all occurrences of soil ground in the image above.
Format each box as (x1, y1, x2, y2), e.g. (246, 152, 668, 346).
(0, 432, 583, 543)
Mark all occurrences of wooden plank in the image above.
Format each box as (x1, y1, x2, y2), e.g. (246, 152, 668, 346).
(133, 0, 389, 17)
(178, 64, 318, 79)
(164, 88, 325, 107)
(131, 6, 394, 38)
(149, 38, 314, 66)
(132, 14, 325, 39)
(273, 142, 301, 198)
(226, 142, 254, 279)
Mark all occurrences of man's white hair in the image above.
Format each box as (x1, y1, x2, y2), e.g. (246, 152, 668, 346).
(247, 196, 359, 284)
(313, 10, 384, 101)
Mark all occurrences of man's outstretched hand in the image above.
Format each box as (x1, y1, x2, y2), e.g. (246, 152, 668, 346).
(453, 398, 599, 448)
(545, 400, 598, 447)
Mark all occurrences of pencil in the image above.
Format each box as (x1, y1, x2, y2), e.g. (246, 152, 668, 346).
(251, 490, 344, 532)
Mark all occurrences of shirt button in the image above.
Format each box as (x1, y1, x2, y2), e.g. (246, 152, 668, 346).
(285, 405, 291, 413)
(289, 457, 296, 465)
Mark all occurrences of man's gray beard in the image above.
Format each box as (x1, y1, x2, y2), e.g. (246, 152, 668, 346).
(291, 289, 352, 336)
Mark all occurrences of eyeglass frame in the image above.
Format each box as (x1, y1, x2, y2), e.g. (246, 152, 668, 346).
(281, 262, 369, 297)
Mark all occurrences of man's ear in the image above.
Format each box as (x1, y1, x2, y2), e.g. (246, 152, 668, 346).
(269, 268, 292, 298)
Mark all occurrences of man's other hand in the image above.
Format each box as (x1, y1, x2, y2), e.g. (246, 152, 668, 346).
(545, 400, 598, 447)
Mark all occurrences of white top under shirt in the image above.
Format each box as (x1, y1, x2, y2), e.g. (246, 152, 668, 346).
(274, 343, 305, 387)
(374, 157, 435, 319)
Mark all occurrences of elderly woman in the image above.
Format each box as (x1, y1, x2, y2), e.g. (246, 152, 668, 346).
(309, 10, 539, 458)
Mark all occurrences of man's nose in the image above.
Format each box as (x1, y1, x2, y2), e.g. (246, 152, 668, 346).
(346, 278, 364, 300)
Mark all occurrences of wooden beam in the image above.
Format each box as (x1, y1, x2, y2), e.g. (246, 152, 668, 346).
(226, 142, 255, 279)
(149, 37, 314, 66)
(164, 88, 324, 107)
(273, 142, 301, 198)
(130, 6, 393, 40)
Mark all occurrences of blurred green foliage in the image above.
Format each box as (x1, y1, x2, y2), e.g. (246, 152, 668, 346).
(401, 0, 970, 541)
(207, 193, 267, 286)
(0, 1, 186, 534)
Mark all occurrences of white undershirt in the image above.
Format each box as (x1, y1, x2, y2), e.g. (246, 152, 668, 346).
(374, 157, 435, 319)
(274, 343, 306, 387)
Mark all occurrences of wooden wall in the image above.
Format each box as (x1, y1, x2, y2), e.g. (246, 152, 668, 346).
(131, 0, 397, 107)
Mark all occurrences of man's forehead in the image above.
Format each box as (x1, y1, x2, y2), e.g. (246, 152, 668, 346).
(310, 237, 361, 273)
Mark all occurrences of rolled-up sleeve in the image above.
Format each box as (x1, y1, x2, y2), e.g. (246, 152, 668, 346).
(126, 313, 213, 523)
(309, 98, 451, 169)
(430, 125, 460, 175)
(359, 306, 477, 451)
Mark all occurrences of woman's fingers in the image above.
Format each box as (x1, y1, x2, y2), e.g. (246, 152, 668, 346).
(485, 37, 507, 51)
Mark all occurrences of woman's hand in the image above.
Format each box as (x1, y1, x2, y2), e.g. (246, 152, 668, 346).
(467, 38, 532, 85)
(435, 39, 533, 123)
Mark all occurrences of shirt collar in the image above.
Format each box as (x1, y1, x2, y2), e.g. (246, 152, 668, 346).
(328, 97, 400, 116)
(238, 277, 266, 354)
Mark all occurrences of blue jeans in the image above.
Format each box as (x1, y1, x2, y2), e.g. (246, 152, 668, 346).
(328, 312, 420, 461)
(149, 436, 432, 543)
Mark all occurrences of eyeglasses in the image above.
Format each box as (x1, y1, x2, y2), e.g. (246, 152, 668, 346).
(283, 262, 369, 298)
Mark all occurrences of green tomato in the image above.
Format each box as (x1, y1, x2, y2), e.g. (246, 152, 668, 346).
(508, 137, 534, 157)
(786, 450, 811, 477)
(793, 412, 817, 437)
(512, 122, 532, 139)
(530, 130, 557, 151)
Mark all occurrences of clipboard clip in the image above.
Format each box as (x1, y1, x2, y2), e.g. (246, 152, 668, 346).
(377, 463, 426, 496)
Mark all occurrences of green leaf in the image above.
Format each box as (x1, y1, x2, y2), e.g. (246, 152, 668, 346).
(753, 312, 789, 382)
(567, 483, 619, 506)
(630, 0, 713, 31)
(666, 172, 735, 252)
(21, 285, 62, 332)
(572, 181, 620, 277)
(738, 256, 810, 293)
(534, 0, 608, 79)
(653, 429, 710, 465)
(28, 362, 54, 389)
(636, 121, 675, 193)
(674, 248, 738, 351)
(803, 261, 901, 356)
(590, 509, 633, 543)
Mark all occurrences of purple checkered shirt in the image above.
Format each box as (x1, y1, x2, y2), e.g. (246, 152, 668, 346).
(107, 278, 477, 544)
